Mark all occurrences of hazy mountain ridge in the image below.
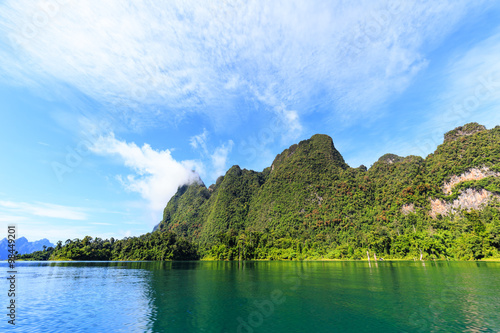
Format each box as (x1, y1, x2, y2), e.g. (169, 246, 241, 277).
(0, 237, 54, 260)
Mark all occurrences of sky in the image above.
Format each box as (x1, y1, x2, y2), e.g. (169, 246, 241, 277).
(1, 1, 500, 244)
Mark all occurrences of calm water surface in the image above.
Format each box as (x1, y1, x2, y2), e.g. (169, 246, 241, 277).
(1, 261, 499, 332)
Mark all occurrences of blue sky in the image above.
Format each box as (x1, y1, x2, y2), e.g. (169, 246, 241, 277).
(1, 1, 500, 243)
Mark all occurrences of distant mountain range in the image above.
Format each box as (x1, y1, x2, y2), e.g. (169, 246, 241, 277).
(0, 237, 54, 260)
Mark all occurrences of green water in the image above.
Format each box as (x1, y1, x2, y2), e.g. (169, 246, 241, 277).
(2, 261, 499, 332)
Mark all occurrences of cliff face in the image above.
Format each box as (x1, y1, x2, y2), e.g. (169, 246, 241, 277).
(156, 123, 500, 257)
(156, 134, 351, 243)
(442, 167, 499, 195)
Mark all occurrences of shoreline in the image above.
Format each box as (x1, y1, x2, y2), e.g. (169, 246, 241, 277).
(10, 258, 500, 263)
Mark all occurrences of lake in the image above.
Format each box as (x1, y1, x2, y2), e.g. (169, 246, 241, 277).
(1, 261, 499, 332)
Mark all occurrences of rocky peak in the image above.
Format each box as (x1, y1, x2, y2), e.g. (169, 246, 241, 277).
(271, 134, 347, 171)
(444, 123, 486, 142)
(377, 153, 404, 165)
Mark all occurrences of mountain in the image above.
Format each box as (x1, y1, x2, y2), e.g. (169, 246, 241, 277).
(0, 237, 54, 260)
(156, 123, 500, 260)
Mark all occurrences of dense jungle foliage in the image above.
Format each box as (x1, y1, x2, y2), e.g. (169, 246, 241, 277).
(157, 123, 500, 261)
(22, 123, 500, 261)
(19, 232, 199, 261)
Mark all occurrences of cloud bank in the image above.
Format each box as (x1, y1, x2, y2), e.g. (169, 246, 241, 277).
(90, 133, 202, 212)
(0, 0, 483, 131)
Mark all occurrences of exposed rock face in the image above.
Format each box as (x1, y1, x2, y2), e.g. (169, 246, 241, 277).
(442, 167, 500, 194)
(427, 164, 499, 218)
(406, 165, 499, 217)
(430, 189, 496, 218)
(401, 203, 415, 215)
(444, 122, 486, 142)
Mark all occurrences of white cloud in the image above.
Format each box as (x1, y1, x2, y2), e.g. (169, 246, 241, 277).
(189, 129, 236, 181)
(90, 133, 202, 212)
(278, 108, 303, 143)
(211, 140, 234, 179)
(0, 0, 483, 131)
(190, 128, 209, 153)
(0, 201, 87, 220)
(251, 85, 304, 141)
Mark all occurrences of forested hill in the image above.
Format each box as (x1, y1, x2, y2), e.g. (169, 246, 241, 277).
(157, 122, 500, 260)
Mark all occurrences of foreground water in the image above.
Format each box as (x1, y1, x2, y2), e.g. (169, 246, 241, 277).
(1, 261, 499, 332)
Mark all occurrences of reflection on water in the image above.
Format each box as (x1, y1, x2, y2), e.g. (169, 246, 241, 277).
(0, 261, 499, 332)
